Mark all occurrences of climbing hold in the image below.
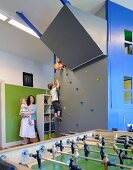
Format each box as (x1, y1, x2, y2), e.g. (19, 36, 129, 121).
(85, 70, 89, 73)
(75, 123, 79, 127)
(66, 73, 68, 76)
(80, 91, 85, 96)
(80, 101, 84, 105)
(96, 77, 100, 81)
(68, 113, 71, 117)
(76, 88, 79, 91)
(70, 81, 72, 84)
(90, 109, 94, 112)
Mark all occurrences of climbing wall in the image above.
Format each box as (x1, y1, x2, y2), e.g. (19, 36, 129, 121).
(55, 57, 108, 135)
(41, 4, 107, 71)
(40, 3, 108, 134)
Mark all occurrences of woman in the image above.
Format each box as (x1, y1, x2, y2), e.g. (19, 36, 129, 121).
(19, 96, 36, 144)
(27, 95, 40, 143)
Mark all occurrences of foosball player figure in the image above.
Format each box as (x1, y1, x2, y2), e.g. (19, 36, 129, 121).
(71, 140, 78, 154)
(47, 148, 52, 153)
(73, 148, 79, 164)
(92, 132, 95, 138)
(124, 136, 132, 155)
(82, 135, 87, 141)
(59, 140, 64, 152)
(47, 145, 56, 159)
(112, 143, 119, 154)
(114, 133, 118, 140)
(131, 146, 133, 153)
(103, 154, 116, 170)
(29, 150, 42, 169)
(100, 146, 105, 160)
(101, 137, 105, 146)
(94, 134, 98, 139)
(77, 135, 87, 141)
(69, 158, 83, 170)
(95, 134, 102, 140)
(55, 140, 64, 152)
(99, 134, 102, 140)
(118, 149, 133, 168)
(97, 143, 105, 160)
(83, 141, 90, 158)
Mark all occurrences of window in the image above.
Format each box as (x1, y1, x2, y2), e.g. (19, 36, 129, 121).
(124, 30, 132, 42)
(124, 30, 133, 55)
(124, 76, 132, 104)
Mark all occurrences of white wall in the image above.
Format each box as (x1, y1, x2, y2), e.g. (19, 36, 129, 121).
(0, 51, 54, 148)
(111, 0, 133, 11)
(0, 51, 54, 89)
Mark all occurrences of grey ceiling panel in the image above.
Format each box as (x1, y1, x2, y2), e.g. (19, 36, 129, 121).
(41, 5, 104, 70)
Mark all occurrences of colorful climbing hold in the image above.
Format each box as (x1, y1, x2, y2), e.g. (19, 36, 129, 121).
(90, 109, 94, 112)
(96, 77, 100, 81)
(80, 101, 84, 105)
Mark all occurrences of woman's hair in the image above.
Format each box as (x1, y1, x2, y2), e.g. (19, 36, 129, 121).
(27, 95, 35, 106)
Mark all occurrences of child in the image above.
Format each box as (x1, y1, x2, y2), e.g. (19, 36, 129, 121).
(54, 59, 65, 71)
(48, 80, 62, 119)
(20, 98, 34, 125)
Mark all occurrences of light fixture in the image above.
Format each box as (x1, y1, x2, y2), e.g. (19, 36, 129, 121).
(0, 13, 8, 21)
(8, 19, 39, 38)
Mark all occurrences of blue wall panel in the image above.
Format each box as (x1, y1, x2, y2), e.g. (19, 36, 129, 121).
(108, 1, 133, 130)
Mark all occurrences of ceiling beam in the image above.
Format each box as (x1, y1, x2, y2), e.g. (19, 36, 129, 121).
(16, 11, 42, 38)
(60, 0, 71, 5)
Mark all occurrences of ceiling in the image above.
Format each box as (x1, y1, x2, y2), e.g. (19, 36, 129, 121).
(0, 0, 106, 65)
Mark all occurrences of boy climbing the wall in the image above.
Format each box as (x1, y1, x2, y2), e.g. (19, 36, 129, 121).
(48, 80, 62, 120)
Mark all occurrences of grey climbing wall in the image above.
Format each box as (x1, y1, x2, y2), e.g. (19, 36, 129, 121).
(41, 3, 108, 134)
(41, 4, 107, 70)
(55, 57, 108, 135)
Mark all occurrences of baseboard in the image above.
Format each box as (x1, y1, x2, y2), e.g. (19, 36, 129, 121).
(1, 140, 23, 149)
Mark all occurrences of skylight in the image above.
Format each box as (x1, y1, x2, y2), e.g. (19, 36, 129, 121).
(8, 19, 39, 38)
(0, 13, 8, 21)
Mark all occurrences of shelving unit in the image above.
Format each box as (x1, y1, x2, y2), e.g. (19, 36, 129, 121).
(36, 93, 55, 141)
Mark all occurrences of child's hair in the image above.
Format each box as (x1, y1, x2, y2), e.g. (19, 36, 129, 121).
(48, 83, 53, 90)
(20, 98, 26, 104)
(57, 59, 62, 64)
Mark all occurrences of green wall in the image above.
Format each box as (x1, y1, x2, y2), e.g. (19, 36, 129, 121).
(5, 84, 49, 143)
